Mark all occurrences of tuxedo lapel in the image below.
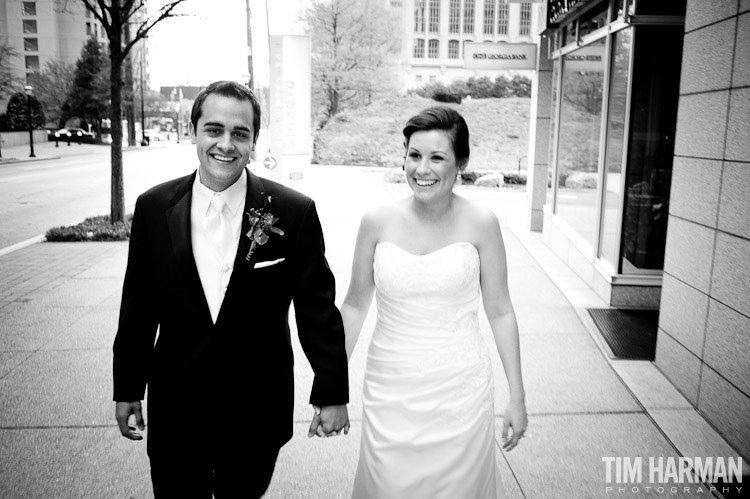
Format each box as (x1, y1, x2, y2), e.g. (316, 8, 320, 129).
(234, 168, 267, 268)
(166, 173, 196, 267)
(165, 173, 213, 325)
(216, 169, 266, 327)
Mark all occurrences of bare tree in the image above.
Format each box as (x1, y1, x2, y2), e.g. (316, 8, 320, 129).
(302, 0, 399, 123)
(63, 0, 187, 223)
(1, 38, 21, 101)
(28, 60, 76, 128)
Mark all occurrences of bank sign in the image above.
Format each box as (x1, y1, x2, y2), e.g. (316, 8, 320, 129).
(464, 42, 537, 70)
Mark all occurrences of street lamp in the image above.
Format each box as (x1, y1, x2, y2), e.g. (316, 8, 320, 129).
(24, 85, 36, 158)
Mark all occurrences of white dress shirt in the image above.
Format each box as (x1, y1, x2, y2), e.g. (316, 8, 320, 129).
(191, 169, 247, 323)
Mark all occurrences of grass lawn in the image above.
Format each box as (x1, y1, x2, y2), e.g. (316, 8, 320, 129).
(313, 94, 531, 172)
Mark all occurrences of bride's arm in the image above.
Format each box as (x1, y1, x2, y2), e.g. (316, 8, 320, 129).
(341, 210, 378, 360)
(476, 206, 527, 450)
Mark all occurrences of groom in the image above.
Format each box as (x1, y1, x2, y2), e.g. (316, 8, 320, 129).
(113, 80, 349, 498)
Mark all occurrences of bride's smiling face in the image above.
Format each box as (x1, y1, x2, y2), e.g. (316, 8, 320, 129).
(404, 129, 458, 202)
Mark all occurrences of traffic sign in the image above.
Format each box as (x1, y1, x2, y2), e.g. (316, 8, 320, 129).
(263, 155, 277, 170)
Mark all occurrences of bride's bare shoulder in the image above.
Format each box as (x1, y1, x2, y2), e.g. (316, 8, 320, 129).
(359, 200, 407, 229)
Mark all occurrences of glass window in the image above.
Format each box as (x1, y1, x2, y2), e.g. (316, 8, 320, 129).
(578, 2, 608, 38)
(600, 28, 632, 270)
(497, 1, 509, 35)
(554, 39, 606, 248)
(449, 0, 461, 34)
(620, 26, 683, 272)
(86, 22, 91, 35)
(448, 39, 460, 59)
(23, 20, 37, 34)
(563, 23, 576, 46)
(429, 75, 436, 83)
(547, 58, 560, 208)
(520, 3, 532, 36)
(428, 39, 439, 58)
(416, 75, 423, 83)
(24, 38, 38, 52)
(414, 0, 425, 33)
(429, 0, 440, 33)
(25, 55, 40, 71)
(22, 2, 36, 16)
(463, 0, 474, 34)
(413, 39, 425, 58)
(85, 6, 91, 18)
(484, 0, 495, 35)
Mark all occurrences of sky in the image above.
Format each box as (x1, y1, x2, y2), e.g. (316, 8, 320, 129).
(147, 0, 308, 90)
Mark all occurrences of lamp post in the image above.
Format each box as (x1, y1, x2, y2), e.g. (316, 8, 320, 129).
(139, 49, 148, 146)
(24, 85, 36, 158)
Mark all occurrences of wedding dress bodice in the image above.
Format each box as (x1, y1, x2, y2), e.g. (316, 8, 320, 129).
(352, 241, 498, 499)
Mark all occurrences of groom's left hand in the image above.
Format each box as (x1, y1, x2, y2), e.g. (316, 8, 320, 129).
(308, 405, 350, 438)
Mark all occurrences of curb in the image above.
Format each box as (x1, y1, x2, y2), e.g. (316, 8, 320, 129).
(0, 234, 46, 258)
(0, 204, 136, 258)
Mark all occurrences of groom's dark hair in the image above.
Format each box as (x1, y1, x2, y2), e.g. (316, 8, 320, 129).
(191, 80, 262, 145)
(403, 106, 470, 170)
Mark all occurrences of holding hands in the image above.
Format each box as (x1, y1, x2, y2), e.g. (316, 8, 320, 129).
(308, 404, 350, 438)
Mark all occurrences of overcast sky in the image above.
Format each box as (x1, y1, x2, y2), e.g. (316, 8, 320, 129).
(147, 0, 307, 90)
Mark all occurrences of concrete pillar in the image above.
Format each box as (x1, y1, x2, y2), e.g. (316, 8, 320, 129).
(525, 35, 553, 232)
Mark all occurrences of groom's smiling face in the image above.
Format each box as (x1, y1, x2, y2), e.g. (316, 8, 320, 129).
(191, 94, 255, 192)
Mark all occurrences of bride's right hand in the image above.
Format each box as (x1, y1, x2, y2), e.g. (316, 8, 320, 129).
(501, 400, 527, 451)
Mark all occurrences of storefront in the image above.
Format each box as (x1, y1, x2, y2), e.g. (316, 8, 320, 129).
(526, 0, 749, 459)
(534, 0, 686, 307)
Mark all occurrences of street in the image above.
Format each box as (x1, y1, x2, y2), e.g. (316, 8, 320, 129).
(0, 142, 197, 249)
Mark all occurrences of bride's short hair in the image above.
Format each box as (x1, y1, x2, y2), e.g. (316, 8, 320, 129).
(403, 106, 470, 170)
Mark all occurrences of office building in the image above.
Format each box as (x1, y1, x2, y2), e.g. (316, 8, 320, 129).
(391, 0, 541, 88)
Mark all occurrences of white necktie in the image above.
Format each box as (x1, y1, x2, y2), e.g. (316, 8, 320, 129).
(206, 194, 232, 262)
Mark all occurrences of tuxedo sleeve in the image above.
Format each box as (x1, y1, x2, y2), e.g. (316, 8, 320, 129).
(112, 196, 159, 401)
(291, 200, 349, 407)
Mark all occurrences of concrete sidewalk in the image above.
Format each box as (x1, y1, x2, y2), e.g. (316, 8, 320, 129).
(0, 137, 178, 165)
(0, 165, 743, 498)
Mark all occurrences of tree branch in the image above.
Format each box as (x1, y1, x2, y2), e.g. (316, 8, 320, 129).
(122, 0, 187, 58)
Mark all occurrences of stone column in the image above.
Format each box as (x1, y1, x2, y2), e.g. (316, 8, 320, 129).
(525, 34, 553, 232)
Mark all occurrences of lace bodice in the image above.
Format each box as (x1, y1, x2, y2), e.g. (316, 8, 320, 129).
(353, 240, 498, 499)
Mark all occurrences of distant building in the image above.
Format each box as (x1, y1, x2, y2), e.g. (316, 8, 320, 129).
(1, 0, 149, 115)
(389, 0, 541, 89)
(0, 1, 107, 85)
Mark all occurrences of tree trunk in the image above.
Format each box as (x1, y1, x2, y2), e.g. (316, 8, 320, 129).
(109, 2, 125, 223)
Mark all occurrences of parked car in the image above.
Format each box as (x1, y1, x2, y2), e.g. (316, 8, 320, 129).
(51, 127, 97, 144)
(144, 129, 167, 141)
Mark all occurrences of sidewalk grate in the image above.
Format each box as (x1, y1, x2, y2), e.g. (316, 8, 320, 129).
(587, 308, 659, 360)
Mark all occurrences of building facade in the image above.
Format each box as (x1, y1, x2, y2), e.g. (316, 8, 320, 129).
(526, 0, 750, 458)
(0, 0, 108, 86)
(391, 0, 540, 88)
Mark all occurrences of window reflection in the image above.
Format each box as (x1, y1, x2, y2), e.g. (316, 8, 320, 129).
(600, 28, 632, 270)
(555, 39, 606, 248)
(621, 26, 682, 271)
(546, 58, 560, 208)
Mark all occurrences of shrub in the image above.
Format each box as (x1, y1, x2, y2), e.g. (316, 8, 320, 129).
(433, 92, 462, 104)
(502, 172, 527, 185)
(564, 172, 598, 189)
(46, 214, 133, 241)
(412, 81, 450, 99)
(459, 170, 478, 184)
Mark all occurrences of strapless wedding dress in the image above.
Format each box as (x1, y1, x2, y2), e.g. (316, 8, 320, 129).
(351, 242, 498, 499)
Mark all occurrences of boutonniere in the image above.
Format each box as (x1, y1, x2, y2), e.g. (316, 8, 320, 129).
(245, 193, 284, 261)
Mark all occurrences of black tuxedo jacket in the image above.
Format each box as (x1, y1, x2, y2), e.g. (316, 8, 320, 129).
(113, 169, 348, 455)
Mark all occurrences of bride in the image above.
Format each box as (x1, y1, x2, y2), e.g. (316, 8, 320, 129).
(342, 106, 527, 498)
